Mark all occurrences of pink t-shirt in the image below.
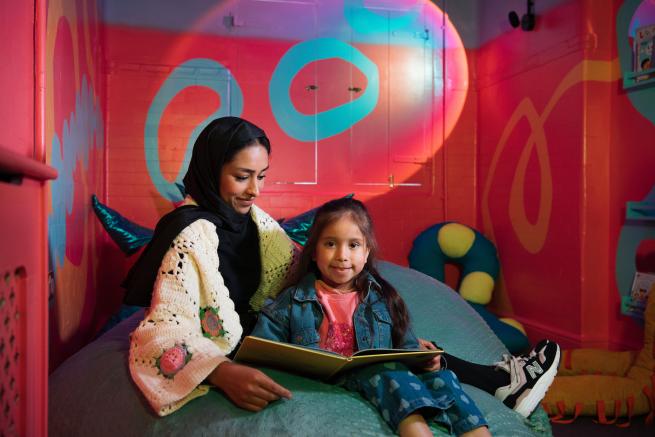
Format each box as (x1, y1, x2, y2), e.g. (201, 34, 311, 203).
(315, 280, 360, 357)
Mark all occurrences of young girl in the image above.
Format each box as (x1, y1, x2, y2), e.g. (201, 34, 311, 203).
(252, 198, 491, 437)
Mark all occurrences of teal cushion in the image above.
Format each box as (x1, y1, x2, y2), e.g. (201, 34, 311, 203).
(49, 261, 551, 436)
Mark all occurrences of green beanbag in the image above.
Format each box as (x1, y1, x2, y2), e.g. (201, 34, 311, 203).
(49, 261, 551, 436)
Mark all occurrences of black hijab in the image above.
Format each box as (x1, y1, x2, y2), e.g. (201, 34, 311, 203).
(123, 116, 270, 335)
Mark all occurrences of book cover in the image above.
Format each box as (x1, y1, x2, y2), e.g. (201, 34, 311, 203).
(621, 271, 655, 321)
(234, 336, 443, 379)
(634, 24, 655, 81)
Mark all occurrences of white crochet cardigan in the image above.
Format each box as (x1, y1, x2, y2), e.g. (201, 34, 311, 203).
(129, 204, 297, 416)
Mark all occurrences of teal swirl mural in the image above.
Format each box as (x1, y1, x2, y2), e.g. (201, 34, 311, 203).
(48, 76, 104, 269)
(145, 58, 243, 201)
(344, 0, 420, 35)
(269, 38, 379, 142)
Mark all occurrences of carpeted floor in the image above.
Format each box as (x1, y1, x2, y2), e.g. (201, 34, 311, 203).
(551, 416, 652, 436)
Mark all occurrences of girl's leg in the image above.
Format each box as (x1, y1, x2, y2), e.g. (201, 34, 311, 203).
(342, 362, 451, 433)
(419, 369, 488, 436)
(461, 426, 492, 437)
(397, 414, 433, 437)
(441, 353, 508, 394)
(442, 340, 561, 417)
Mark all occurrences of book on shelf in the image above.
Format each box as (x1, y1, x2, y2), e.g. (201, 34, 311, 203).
(634, 24, 655, 81)
(233, 335, 443, 379)
(621, 271, 655, 321)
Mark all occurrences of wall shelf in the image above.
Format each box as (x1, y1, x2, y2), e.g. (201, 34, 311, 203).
(623, 67, 655, 90)
(626, 201, 655, 220)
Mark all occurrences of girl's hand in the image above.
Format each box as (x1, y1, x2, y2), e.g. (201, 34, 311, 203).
(417, 338, 441, 372)
(208, 361, 292, 411)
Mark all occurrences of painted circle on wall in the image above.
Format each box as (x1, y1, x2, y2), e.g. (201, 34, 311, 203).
(269, 38, 379, 142)
(144, 58, 244, 201)
(141, 0, 467, 193)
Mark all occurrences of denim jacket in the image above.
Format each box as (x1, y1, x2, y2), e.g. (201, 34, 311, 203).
(251, 271, 419, 351)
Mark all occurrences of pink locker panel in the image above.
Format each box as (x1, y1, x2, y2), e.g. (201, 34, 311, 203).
(0, 146, 54, 436)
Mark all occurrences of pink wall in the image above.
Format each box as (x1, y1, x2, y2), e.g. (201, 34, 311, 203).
(0, 0, 34, 156)
(477, 0, 655, 350)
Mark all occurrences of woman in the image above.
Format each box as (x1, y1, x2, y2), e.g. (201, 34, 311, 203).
(123, 117, 295, 415)
(124, 116, 559, 419)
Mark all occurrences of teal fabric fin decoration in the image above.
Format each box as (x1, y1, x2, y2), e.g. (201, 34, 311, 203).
(278, 193, 354, 246)
(91, 195, 154, 255)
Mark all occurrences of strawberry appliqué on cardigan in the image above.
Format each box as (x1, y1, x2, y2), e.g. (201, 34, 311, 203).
(156, 343, 193, 379)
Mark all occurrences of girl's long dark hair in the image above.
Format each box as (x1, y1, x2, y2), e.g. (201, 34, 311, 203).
(294, 198, 411, 347)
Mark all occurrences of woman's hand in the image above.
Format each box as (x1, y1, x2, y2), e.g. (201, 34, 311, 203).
(417, 338, 441, 372)
(208, 361, 292, 411)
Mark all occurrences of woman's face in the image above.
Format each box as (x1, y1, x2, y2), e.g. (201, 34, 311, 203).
(219, 144, 269, 214)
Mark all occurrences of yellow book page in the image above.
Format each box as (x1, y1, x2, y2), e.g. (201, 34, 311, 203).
(343, 349, 441, 374)
(234, 336, 442, 379)
(234, 336, 348, 379)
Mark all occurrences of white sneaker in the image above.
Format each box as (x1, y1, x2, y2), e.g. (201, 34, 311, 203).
(494, 339, 561, 418)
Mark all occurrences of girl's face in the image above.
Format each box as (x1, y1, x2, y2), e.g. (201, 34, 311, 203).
(219, 144, 269, 214)
(313, 215, 370, 291)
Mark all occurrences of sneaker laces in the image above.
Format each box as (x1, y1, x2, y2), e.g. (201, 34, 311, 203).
(494, 351, 539, 393)
(493, 354, 526, 402)
(495, 353, 531, 374)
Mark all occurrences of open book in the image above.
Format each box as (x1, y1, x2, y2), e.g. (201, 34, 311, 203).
(233, 336, 443, 379)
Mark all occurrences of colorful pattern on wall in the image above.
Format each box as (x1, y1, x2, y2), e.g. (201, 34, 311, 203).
(46, 0, 106, 368)
(482, 59, 619, 253)
(478, 0, 655, 350)
(105, 0, 467, 208)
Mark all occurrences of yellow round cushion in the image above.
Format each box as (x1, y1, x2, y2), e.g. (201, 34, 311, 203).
(437, 223, 475, 258)
(459, 271, 495, 305)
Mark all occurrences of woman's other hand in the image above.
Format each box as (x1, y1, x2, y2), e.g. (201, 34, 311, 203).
(208, 361, 292, 411)
(417, 338, 441, 372)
